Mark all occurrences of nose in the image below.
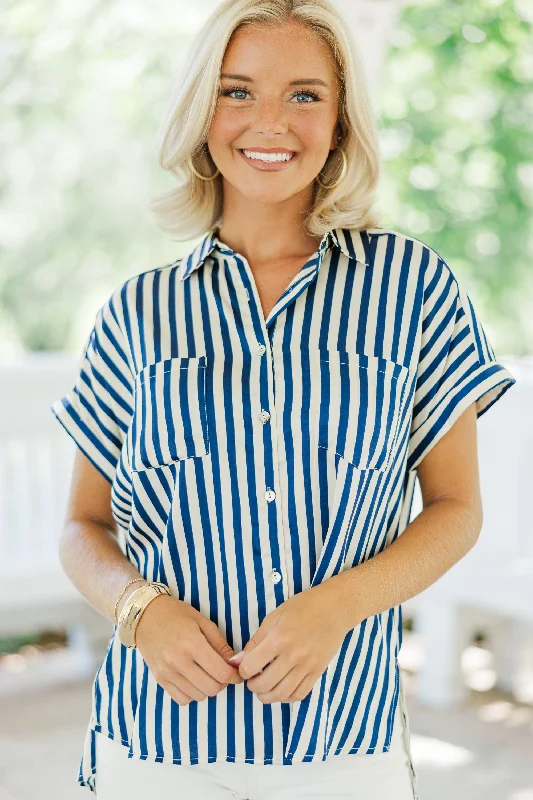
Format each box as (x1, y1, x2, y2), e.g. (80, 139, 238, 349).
(249, 98, 289, 137)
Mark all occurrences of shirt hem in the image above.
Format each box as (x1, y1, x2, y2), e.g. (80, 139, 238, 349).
(89, 721, 395, 765)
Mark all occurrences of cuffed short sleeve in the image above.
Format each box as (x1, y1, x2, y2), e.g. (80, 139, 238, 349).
(406, 265, 516, 473)
(50, 291, 135, 484)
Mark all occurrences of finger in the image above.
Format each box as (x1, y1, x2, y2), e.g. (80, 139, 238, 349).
(181, 628, 240, 687)
(238, 642, 280, 680)
(183, 659, 230, 698)
(285, 673, 313, 703)
(255, 667, 309, 704)
(198, 620, 244, 683)
(227, 650, 244, 665)
(167, 668, 209, 702)
(194, 638, 244, 685)
(237, 610, 286, 678)
(239, 642, 281, 680)
(159, 678, 193, 706)
(246, 653, 288, 693)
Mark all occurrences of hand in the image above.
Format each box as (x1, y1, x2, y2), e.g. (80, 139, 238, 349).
(227, 584, 347, 704)
(134, 595, 244, 705)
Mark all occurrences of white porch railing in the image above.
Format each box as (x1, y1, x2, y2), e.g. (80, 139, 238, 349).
(0, 353, 117, 686)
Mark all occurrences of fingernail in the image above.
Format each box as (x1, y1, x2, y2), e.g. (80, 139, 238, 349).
(228, 650, 244, 661)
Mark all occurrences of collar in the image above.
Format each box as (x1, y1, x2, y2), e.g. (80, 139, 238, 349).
(177, 225, 387, 282)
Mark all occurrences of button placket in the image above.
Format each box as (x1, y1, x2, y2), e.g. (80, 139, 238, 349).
(237, 242, 330, 598)
(232, 255, 289, 600)
(257, 334, 289, 596)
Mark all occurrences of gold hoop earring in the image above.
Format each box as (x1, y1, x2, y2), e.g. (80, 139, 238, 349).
(188, 146, 220, 181)
(316, 146, 347, 189)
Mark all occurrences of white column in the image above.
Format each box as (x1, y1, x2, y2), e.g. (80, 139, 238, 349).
(333, 0, 405, 91)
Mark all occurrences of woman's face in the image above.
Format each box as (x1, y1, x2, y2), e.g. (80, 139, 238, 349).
(206, 20, 341, 206)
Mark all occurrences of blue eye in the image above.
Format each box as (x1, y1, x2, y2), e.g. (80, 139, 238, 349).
(292, 90, 321, 103)
(222, 88, 249, 100)
(221, 87, 321, 103)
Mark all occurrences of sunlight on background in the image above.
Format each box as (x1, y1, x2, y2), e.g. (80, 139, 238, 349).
(1, 0, 532, 360)
(410, 732, 474, 768)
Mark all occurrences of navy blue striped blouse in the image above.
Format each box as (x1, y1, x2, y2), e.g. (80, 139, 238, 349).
(51, 225, 516, 794)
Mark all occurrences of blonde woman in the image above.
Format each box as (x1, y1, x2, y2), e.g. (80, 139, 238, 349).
(51, 1, 516, 798)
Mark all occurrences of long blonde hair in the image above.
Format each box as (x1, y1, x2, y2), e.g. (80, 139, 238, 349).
(147, 0, 384, 241)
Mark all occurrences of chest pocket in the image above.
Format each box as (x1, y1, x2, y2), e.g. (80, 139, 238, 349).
(131, 356, 209, 472)
(316, 350, 410, 472)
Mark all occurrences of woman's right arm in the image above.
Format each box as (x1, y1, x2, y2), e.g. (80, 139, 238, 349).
(58, 448, 243, 703)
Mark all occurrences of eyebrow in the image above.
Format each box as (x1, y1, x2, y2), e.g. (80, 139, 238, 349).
(220, 73, 328, 88)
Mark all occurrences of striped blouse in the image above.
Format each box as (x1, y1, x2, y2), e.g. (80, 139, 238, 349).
(50, 225, 516, 795)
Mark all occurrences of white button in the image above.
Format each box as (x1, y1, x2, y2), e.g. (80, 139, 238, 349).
(259, 409, 270, 423)
(257, 344, 267, 355)
(265, 489, 276, 502)
(270, 570, 281, 584)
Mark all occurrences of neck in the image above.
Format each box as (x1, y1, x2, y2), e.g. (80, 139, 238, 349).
(217, 185, 322, 266)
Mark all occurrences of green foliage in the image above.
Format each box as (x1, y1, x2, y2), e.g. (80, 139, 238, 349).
(377, 0, 533, 353)
(0, 0, 195, 354)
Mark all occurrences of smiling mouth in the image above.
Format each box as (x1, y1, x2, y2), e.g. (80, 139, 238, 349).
(238, 149, 299, 163)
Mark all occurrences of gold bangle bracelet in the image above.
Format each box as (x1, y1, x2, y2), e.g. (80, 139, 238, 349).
(114, 578, 147, 624)
(117, 583, 172, 649)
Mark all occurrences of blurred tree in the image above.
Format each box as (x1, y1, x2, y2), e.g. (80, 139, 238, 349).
(0, 0, 531, 355)
(376, 0, 533, 354)
(0, 0, 206, 355)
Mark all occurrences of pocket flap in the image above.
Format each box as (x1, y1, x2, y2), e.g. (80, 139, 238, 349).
(316, 350, 410, 471)
(131, 355, 209, 472)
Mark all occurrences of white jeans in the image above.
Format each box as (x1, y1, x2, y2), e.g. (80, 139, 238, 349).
(94, 702, 416, 799)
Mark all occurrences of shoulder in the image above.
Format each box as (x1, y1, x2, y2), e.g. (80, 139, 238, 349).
(99, 259, 183, 328)
(366, 227, 461, 296)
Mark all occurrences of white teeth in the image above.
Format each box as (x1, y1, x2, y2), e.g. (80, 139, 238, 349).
(242, 150, 295, 163)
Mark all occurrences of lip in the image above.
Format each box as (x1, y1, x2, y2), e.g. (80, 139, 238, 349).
(240, 147, 298, 154)
(238, 148, 299, 172)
